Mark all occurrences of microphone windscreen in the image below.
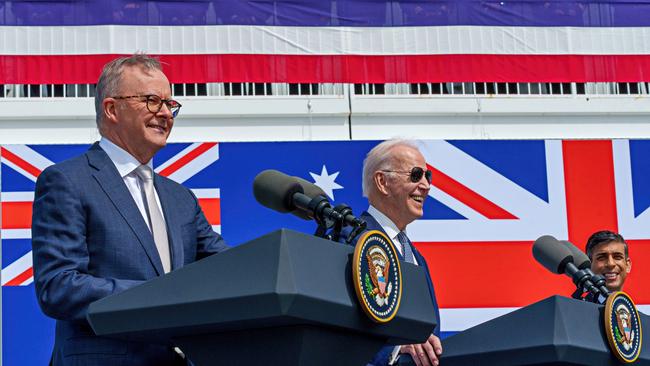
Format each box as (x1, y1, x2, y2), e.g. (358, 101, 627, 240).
(253, 170, 303, 213)
(294, 176, 327, 199)
(290, 176, 326, 221)
(559, 240, 591, 269)
(533, 235, 574, 274)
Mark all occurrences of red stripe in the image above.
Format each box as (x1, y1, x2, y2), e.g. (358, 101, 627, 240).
(4, 267, 33, 287)
(1, 148, 42, 178)
(158, 143, 217, 178)
(198, 198, 221, 226)
(3, 54, 650, 84)
(427, 164, 517, 220)
(562, 140, 619, 249)
(1, 202, 32, 229)
(416, 241, 573, 308)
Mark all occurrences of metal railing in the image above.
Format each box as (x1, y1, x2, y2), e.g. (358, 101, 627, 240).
(353, 82, 650, 96)
(1, 82, 648, 98)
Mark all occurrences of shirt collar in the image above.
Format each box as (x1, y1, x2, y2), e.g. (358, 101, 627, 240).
(99, 137, 153, 178)
(367, 205, 407, 242)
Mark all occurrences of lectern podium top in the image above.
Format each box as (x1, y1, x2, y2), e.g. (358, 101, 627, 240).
(88, 229, 437, 346)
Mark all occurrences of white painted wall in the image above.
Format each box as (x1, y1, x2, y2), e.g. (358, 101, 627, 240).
(350, 95, 650, 140)
(2, 94, 650, 143)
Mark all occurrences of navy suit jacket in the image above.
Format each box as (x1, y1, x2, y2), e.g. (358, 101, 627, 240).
(32, 143, 228, 366)
(342, 212, 440, 366)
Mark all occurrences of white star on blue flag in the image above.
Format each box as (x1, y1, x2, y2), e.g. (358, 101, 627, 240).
(309, 165, 344, 200)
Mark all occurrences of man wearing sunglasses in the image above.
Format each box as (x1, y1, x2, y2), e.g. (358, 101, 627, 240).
(343, 139, 442, 366)
(31, 54, 228, 366)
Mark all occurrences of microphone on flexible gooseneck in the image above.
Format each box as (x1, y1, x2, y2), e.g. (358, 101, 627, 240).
(558, 240, 609, 300)
(253, 170, 366, 240)
(532, 235, 609, 300)
(252, 169, 304, 214)
(294, 175, 367, 241)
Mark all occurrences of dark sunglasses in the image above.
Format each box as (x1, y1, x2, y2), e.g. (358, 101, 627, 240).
(381, 167, 432, 183)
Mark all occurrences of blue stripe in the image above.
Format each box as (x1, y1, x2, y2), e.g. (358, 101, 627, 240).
(1, 239, 31, 268)
(2, 0, 650, 27)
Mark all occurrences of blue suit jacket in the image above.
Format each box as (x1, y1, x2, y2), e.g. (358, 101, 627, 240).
(342, 212, 440, 366)
(32, 143, 228, 366)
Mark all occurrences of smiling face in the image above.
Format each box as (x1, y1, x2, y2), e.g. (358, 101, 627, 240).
(102, 65, 174, 163)
(373, 145, 430, 230)
(590, 240, 631, 292)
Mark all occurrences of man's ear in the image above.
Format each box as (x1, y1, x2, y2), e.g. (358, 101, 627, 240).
(103, 98, 118, 124)
(626, 257, 632, 274)
(374, 171, 389, 196)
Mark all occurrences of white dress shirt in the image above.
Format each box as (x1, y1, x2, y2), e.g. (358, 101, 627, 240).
(99, 138, 165, 229)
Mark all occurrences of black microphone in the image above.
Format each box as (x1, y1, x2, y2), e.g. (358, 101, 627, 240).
(282, 173, 366, 232)
(559, 240, 609, 298)
(332, 204, 367, 232)
(532, 235, 574, 274)
(559, 240, 590, 269)
(252, 169, 303, 214)
(292, 176, 328, 221)
(533, 235, 609, 299)
(253, 170, 344, 230)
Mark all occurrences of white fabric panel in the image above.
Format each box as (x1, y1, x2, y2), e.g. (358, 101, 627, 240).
(0, 229, 31, 240)
(0, 191, 34, 202)
(441, 307, 518, 332)
(443, 303, 650, 332)
(2, 25, 650, 55)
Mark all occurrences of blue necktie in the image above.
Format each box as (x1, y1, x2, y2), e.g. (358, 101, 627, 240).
(397, 231, 416, 264)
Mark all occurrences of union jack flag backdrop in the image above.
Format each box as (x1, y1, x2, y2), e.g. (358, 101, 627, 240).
(2, 139, 650, 365)
(2, 0, 650, 84)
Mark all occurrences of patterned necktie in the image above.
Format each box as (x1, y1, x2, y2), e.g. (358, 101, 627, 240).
(135, 165, 171, 273)
(397, 231, 416, 264)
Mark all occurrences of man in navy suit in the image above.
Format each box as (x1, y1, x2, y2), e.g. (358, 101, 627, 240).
(347, 139, 442, 366)
(32, 54, 228, 365)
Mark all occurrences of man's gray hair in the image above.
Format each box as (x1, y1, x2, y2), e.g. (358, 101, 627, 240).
(362, 139, 420, 197)
(94, 54, 163, 133)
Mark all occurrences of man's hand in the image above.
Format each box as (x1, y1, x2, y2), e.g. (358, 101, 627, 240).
(400, 334, 442, 366)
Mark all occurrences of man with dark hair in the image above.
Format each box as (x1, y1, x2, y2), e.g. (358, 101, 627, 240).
(586, 230, 631, 292)
(32, 54, 228, 365)
(344, 139, 442, 366)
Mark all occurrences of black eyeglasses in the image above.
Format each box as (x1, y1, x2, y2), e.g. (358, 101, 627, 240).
(381, 167, 432, 183)
(112, 94, 182, 118)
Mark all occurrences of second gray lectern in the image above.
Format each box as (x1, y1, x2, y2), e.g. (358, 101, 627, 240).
(442, 295, 650, 365)
(87, 229, 437, 365)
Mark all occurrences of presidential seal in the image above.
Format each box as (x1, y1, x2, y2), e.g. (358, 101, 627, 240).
(352, 230, 402, 323)
(604, 291, 643, 363)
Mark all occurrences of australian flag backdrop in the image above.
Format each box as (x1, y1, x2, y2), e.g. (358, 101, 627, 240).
(2, 139, 650, 364)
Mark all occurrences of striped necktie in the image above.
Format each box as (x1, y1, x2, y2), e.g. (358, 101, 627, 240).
(397, 231, 416, 264)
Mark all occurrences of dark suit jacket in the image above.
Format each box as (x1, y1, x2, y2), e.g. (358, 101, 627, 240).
(31, 143, 229, 366)
(342, 211, 440, 366)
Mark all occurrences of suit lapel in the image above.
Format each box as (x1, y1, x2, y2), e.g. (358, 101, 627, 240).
(86, 143, 165, 276)
(154, 175, 184, 270)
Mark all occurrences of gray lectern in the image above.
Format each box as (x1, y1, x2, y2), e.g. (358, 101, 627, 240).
(442, 295, 650, 365)
(87, 229, 437, 366)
